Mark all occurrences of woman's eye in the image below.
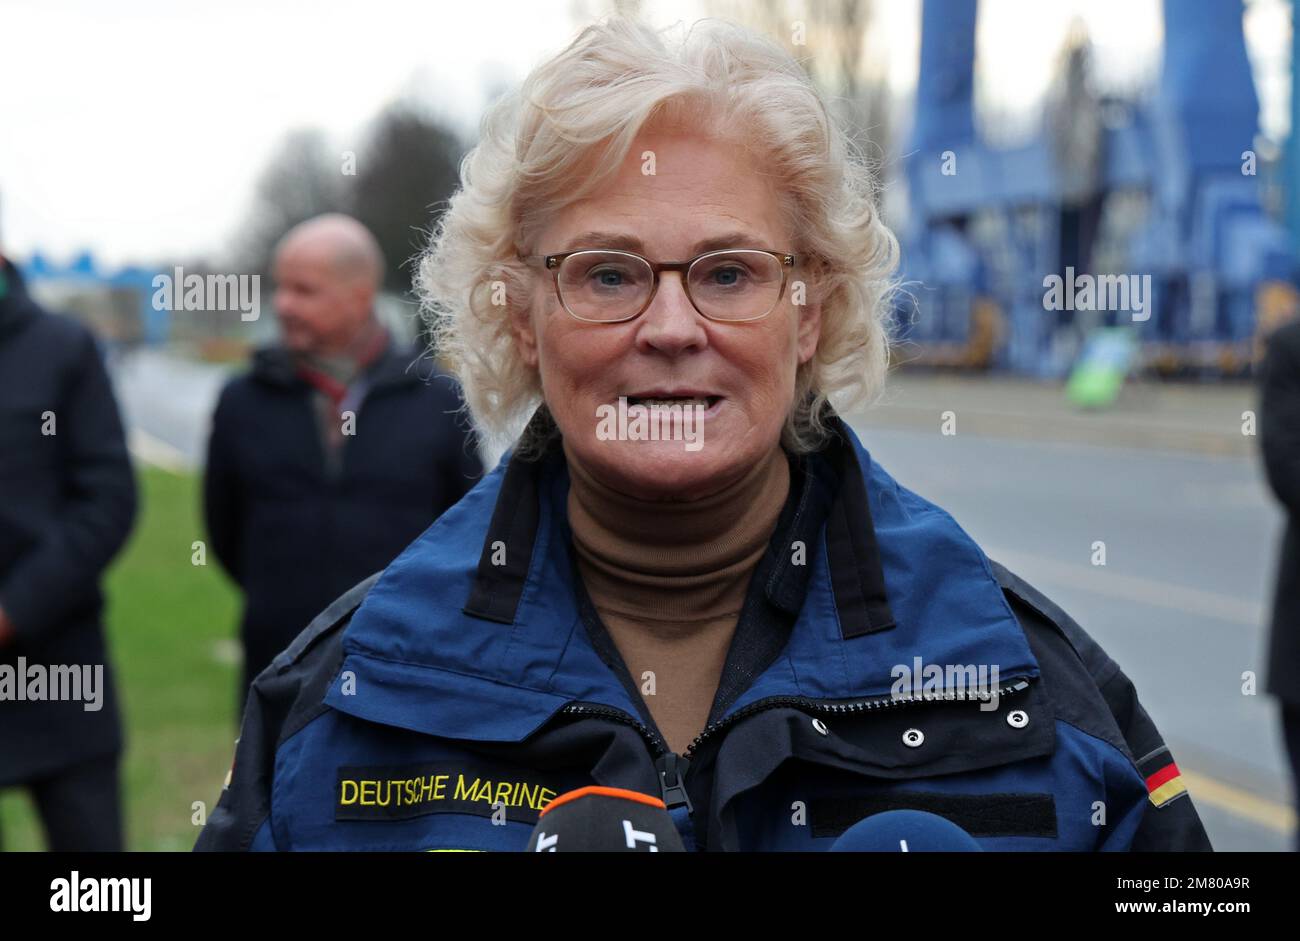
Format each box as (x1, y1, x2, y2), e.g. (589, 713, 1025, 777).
(589, 267, 632, 287)
(710, 265, 746, 285)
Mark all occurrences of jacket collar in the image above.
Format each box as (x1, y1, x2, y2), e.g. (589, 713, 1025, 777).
(250, 331, 420, 393)
(325, 408, 1039, 740)
(464, 411, 896, 641)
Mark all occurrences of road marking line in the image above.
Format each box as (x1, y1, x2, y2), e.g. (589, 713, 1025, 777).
(128, 427, 191, 474)
(1181, 770, 1295, 834)
(986, 547, 1266, 627)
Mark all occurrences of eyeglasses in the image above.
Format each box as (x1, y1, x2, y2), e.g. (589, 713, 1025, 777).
(517, 248, 798, 323)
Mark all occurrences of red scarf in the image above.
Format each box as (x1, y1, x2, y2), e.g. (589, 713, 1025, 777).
(294, 326, 389, 406)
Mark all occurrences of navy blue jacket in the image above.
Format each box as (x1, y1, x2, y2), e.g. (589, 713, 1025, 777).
(0, 258, 137, 785)
(195, 412, 1211, 851)
(203, 341, 482, 700)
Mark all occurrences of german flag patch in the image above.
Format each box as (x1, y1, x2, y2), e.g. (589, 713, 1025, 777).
(1137, 746, 1188, 808)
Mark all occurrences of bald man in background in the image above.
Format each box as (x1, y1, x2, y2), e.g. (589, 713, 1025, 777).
(203, 214, 482, 712)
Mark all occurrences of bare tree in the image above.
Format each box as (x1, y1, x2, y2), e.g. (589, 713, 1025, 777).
(234, 129, 349, 276)
(350, 103, 466, 296)
(567, 0, 892, 192)
(708, 0, 892, 178)
(230, 103, 465, 301)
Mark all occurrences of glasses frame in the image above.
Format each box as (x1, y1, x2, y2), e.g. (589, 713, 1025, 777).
(517, 247, 798, 324)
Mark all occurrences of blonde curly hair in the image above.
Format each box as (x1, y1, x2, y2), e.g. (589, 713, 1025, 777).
(416, 15, 898, 459)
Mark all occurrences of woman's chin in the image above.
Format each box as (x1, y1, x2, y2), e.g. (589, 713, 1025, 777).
(595, 441, 741, 499)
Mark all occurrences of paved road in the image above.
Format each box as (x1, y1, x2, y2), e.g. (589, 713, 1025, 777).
(849, 421, 1293, 851)
(110, 347, 229, 470)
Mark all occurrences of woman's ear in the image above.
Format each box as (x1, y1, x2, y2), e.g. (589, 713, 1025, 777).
(795, 280, 822, 366)
(510, 299, 539, 369)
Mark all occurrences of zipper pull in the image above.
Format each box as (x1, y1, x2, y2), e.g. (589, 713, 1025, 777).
(656, 752, 693, 813)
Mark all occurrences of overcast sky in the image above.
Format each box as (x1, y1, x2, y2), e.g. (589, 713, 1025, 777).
(0, 0, 1289, 268)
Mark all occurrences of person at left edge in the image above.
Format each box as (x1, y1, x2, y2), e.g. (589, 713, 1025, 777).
(202, 214, 483, 714)
(0, 252, 137, 851)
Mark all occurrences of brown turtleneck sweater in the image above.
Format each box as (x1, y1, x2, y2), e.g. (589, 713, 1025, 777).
(564, 443, 791, 754)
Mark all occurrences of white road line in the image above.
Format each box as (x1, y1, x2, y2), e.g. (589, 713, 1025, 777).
(128, 427, 192, 474)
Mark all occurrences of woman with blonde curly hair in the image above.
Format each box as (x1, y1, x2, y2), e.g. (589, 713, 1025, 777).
(197, 15, 1210, 852)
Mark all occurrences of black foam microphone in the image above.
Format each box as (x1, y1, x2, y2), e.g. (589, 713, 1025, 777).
(526, 786, 686, 852)
(828, 810, 983, 852)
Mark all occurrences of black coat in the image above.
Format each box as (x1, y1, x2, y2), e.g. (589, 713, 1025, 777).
(0, 258, 137, 786)
(1261, 319, 1300, 704)
(203, 341, 482, 701)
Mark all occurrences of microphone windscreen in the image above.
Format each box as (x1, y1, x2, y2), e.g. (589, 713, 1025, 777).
(829, 810, 983, 852)
(526, 785, 686, 852)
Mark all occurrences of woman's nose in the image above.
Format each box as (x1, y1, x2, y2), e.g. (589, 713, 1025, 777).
(634, 271, 708, 356)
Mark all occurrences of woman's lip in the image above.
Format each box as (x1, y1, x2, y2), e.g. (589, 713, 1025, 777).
(616, 395, 725, 419)
(625, 392, 719, 400)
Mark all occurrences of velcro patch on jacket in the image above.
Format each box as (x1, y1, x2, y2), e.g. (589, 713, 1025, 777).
(335, 761, 565, 824)
(811, 792, 1058, 839)
(1137, 746, 1188, 808)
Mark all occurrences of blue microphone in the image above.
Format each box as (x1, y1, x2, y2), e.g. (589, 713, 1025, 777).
(828, 810, 983, 852)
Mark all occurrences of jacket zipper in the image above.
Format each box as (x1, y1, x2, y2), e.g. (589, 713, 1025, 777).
(682, 675, 1034, 761)
(560, 675, 1034, 813)
(559, 703, 668, 756)
(557, 704, 691, 812)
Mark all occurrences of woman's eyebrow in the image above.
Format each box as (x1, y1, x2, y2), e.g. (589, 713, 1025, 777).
(559, 230, 765, 254)
(691, 232, 764, 254)
(561, 231, 643, 251)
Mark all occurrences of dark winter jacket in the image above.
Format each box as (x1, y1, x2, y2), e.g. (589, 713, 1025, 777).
(202, 339, 482, 700)
(0, 257, 137, 786)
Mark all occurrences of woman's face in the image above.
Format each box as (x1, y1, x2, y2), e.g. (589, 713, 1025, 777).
(514, 127, 821, 499)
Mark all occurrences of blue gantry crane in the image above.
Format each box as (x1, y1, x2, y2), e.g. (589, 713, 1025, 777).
(895, 0, 1298, 378)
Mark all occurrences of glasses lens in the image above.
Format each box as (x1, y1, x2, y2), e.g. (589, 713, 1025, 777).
(688, 251, 784, 321)
(557, 251, 654, 322)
